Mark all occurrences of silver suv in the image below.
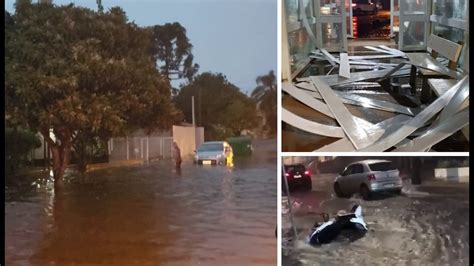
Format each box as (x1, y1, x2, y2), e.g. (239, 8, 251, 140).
(334, 160, 402, 200)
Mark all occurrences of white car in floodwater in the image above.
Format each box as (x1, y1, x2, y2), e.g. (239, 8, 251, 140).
(334, 160, 403, 200)
(194, 141, 233, 166)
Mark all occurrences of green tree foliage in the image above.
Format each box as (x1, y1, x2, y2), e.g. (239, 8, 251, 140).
(174, 73, 259, 140)
(150, 22, 199, 92)
(251, 70, 277, 136)
(5, 2, 180, 189)
(72, 130, 108, 177)
(5, 128, 42, 175)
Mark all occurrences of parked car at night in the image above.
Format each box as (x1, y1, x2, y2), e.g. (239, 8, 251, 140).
(284, 164, 312, 191)
(333, 160, 402, 200)
(352, 0, 377, 15)
(194, 141, 233, 165)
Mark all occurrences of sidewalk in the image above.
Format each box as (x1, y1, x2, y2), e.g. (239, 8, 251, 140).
(86, 159, 145, 172)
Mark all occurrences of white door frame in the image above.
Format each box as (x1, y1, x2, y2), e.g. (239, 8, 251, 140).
(347, 0, 354, 38)
(390, 0, 400, 38)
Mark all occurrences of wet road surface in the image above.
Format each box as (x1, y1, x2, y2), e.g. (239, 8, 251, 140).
(6, 140, 277, 265)
(282, 173, 469, 266)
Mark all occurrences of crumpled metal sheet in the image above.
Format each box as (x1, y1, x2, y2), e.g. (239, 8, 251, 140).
(316, 114, 411, 152)
(282, 108, 345, 138)
(358, 76, 469, 151)
(438, 79, 470, 122)
(406, 53, 462, 79)
(282, 82, 335, 118)
(311, 76, 377, 150)
(339, 53, 351, 78)
(393, 109, 469, 152)
(297, 66, 412, 86)
(283, 81, 378, 129)
(294, 81, 419, 116)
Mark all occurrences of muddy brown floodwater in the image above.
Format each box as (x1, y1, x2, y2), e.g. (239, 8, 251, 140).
(6, 140, 277, 265)
(282, 173, 469, 266)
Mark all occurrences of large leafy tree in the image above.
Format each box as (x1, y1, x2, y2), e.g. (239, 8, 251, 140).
(251, 70, 277, 136)
(5, 2, 180, 190)
(174, 73, 259, 140)
(5, 128, 42, 175)
(150, 22, 199, 90)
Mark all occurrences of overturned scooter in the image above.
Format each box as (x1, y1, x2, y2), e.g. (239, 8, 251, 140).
(308, 204, 368, 245)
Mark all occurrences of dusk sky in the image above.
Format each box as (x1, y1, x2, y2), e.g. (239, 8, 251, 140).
(5, 0, 277, 94)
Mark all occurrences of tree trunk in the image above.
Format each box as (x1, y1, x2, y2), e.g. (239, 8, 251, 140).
(50, 145, 64, 190)
(44, 130, 72, 192)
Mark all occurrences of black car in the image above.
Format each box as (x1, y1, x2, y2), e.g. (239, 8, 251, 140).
(284, 164, 312, 191)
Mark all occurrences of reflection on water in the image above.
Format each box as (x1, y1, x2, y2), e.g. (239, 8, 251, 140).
(6, 141, 277, 265)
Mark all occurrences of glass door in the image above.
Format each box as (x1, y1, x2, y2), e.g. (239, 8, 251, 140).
(398, 0, 431, 51)
(314, 0, 348, 52)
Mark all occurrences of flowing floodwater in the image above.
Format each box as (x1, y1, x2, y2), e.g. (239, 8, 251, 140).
(282, 173, 469, 266)
(6, 140, 277, 265)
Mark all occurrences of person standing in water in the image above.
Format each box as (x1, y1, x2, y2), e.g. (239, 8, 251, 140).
(172, 142, 182, 170)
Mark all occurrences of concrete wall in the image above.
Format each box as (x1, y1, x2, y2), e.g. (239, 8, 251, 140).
(172, 125, 204, 157)
(434, 167, 469, 183)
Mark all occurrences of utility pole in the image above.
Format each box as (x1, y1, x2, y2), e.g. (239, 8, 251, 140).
(198, 87, 202, 127)
(192, 96, 195, 126)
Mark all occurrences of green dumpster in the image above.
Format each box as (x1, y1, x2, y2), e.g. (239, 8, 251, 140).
(226, 136, 252, 156)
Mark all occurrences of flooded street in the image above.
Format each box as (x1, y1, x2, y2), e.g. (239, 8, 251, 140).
(6, 140, 277, 265)
(282, 173, 469, 266)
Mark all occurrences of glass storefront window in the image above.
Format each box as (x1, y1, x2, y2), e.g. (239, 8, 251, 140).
(402, 21, 426, 47)
(288, 27, 316, 72)
(285, 0, 299, 24)
(432, 0, 467, 20)
(285, 0, 316, 72)
(319, 0, 342, 15)
(321, 22, 344, 49)
(401, 0, 426, 14)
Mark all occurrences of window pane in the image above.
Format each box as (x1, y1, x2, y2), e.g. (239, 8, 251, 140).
(321, 22, 344, 50)
(285, 0, 299, 24)
(319, 0, 343, 15)
(401, 0, 426, 14)
(369, 162, 397, 171)
(402, 21, 426, 47)
(432, 0, 467, 20)
(288, 27, 316, 72)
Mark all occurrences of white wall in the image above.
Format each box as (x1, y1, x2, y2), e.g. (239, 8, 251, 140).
(434, 167, 469, 183)
(172, 125, 204, 157)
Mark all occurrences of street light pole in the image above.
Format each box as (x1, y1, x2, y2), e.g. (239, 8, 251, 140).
(192, 96, 195, 127)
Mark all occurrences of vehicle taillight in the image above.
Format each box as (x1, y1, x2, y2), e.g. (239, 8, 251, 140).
(368, 174, 376, 181)
(304, 170, 310, 175)
(352, 3, 356, 6)
(285, 172, 290, 177)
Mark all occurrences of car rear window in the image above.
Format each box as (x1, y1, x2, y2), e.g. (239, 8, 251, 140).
(198, 143, 223, 152)
(285, 164, 305, 173)
(368, 162, 397, 171)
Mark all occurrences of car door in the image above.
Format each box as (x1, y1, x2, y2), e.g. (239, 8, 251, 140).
(344, 164, 360, 194)
(339, 164, 355, 192)
(350, 164, 367, 191)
